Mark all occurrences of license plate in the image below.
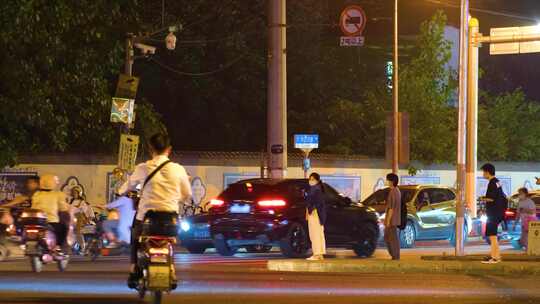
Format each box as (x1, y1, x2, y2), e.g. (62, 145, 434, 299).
(148, 265, 170, 288)
(230, 204, 250, 214)
(193, 230, 210, 239)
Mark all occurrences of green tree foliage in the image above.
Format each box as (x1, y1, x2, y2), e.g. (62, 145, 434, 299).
(399, 11, 457, 164)
(479, 89, 540, 161)
(0, 0, 163, 167)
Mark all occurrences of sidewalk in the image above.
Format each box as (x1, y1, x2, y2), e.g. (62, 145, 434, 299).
(267, 245, 540, 276)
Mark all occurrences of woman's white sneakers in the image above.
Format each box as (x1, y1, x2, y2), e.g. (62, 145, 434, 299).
(481, 256, 502, 264)
(306, 255, 324, 261)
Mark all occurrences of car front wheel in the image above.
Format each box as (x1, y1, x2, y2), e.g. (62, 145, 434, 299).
(353, 222, 378, 258)
(399, 221, 416, 248)
(279, 222, 309, 258)
(185, 244, 208, 254)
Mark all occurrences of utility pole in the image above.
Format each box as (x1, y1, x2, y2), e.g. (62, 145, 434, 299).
(392, 0, 399, 174)
(465, 18, 480, 219)
(455, 0, 469, 257)
(267, 0, 288, 178)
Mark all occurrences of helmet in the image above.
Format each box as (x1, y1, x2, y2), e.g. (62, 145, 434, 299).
(40, 174, 59, 190)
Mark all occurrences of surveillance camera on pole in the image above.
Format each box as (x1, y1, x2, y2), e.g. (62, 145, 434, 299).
(134, 43, 156, 55)
(165, 32, 177, 50)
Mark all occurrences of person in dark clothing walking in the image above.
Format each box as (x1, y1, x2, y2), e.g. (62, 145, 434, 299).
(479, 163, 507, 264)
(384, 173, 401, 260)
(305, 173, 327, 261)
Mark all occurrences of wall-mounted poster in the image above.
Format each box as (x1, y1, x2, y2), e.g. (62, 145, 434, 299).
(0, 171, 38, 203)
(223, 173, 259, 188)
(321, 175, 362, 202)
(400, 175, 441, 186)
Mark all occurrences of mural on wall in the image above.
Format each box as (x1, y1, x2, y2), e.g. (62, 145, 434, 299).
(523, 180, 534, 191)
(0, 170, 38, 203)
(106, 172, 122, 204)
(223, 173, 259, 188)
(400, 175, 441, 185)
(373, 178, 385, 193)
(476, 176, 511, 198)
(191, 177, 207, 207)
(321, 175, 362, 202)
(60, 176, 86, 202)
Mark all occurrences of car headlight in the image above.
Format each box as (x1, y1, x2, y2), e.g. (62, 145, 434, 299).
(180, 221, 190, 232)
(378, 213, 386, 222)
(480, 215, 488, 223)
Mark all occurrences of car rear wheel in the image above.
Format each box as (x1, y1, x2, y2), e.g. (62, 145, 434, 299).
(353, 222, 378, 258)
(185, 244, 208, 254)
(279, 222, 309, 258)
(399, 221, 416, 248)
(245, 245, 272, 253)
(213, 235, 237, 256)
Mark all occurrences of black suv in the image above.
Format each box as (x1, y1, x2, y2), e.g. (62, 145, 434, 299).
(208, 178, 379, 258)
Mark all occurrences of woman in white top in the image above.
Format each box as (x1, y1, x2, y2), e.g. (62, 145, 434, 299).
(514, 187, 538, 249)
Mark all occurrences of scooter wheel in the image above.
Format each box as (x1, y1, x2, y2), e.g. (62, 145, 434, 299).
(57, 258, 69, 272)
(31, 256, 43, 273)
(153, 291, 162, 304)
(0, 244, 9, 262)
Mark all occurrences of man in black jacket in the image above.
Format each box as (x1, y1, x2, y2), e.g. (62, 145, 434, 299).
(480, 163, 507, 264)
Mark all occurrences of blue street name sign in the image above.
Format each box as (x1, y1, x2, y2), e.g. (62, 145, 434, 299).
(294, 134, 319, 149)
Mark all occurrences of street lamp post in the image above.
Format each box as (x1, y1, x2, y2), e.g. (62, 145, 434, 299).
(455, 0, 469, 257)
(392, 0, 399, 174)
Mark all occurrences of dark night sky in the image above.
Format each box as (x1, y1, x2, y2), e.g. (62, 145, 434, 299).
(403, 0, 540, 100)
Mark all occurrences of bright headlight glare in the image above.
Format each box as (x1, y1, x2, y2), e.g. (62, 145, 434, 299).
(180, 221, 190, 232)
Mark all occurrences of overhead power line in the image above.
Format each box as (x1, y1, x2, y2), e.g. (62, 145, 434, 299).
(149, 53, 248, 77)
(424, 0, 537, 22)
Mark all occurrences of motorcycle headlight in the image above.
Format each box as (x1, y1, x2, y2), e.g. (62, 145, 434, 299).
(180, 221, 190, 232)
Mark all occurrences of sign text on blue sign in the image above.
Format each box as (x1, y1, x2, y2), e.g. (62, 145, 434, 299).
(294, 134, 319, 149)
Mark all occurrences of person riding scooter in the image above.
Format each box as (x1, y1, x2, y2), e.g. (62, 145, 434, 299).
(120, 133, 192, 289)
(31, 174, 71, 252)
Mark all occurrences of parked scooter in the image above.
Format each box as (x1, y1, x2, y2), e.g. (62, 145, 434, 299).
(135, 211, 178, 304)
(20, 209, 69, 272)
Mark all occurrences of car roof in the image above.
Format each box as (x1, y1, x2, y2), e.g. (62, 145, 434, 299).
(232, 178, 306, 186)
(398, 184, 453, 190)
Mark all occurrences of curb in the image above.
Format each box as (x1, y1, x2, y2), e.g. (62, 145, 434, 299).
(422, 254, 540, 262)
(267, 259, 540, 276)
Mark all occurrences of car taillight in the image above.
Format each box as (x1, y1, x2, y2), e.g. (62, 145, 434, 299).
(258, 199, 287, 207)
(25, 229, 39, 234)
(505, 210, 516, 217)
(209, 199, 225, 207)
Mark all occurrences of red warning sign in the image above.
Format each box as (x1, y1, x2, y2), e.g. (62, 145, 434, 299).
(340, 5, 367, 37)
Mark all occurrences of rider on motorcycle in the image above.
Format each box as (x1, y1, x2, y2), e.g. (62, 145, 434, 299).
(31, 174, 71, 252)
(120, 133, 192, 288)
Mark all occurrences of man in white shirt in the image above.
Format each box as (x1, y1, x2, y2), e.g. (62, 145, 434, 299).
(123, 133, 192, 288)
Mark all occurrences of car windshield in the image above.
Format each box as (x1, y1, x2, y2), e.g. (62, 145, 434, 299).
(362, 188, 415, 206)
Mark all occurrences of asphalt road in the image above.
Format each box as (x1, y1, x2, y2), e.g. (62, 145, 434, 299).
(0, 249, 539, 304)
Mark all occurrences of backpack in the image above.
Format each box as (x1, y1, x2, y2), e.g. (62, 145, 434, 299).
(398, 194, 408, 230)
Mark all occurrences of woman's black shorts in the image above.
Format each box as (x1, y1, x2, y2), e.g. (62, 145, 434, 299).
(485, 216, 503, 237)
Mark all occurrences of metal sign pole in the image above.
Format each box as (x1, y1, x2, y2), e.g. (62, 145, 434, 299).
(392, 0, 399, 174)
